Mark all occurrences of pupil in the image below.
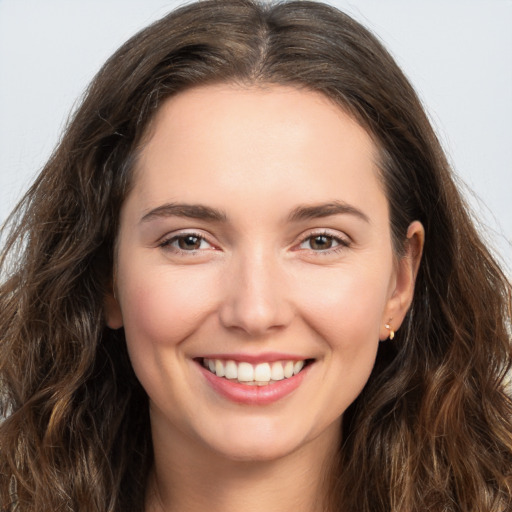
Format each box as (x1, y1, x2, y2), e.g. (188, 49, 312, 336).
(311, 235, 332, 250)
(179, 236, 200, 250)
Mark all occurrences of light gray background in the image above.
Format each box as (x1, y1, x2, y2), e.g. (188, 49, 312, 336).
(1, 0, 511, 272)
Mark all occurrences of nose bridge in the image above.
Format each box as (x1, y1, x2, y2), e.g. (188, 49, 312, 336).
(219, 242, 291, 335)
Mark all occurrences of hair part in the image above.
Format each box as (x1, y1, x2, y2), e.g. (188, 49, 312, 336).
(1, 1, 511, 511)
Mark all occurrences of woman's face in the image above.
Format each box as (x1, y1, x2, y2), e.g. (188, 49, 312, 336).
(107, 84, 421, 462)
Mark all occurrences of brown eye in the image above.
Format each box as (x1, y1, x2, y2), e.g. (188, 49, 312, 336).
(177, 235, 203, 250)
(309, 235, 335, 250)
(297, 232, 348, 253)
(160, 233, 213, 252)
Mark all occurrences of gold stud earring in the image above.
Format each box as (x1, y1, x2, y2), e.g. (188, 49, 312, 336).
(385, 323, 395, 340)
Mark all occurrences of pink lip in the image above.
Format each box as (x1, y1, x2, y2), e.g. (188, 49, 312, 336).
(197, 361, 311, 405)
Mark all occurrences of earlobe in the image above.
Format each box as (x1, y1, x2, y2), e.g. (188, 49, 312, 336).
(104, 290, 124, 329)
(380, 220, 424, 340)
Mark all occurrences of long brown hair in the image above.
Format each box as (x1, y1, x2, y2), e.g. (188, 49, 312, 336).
(1, 1, 511, 511)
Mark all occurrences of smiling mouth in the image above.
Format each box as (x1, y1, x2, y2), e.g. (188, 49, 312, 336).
(199, 358, 314, 386)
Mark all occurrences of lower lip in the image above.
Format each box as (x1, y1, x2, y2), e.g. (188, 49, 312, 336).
(198, 362, 311, 405)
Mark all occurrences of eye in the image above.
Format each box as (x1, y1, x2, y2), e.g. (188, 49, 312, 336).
(297, 232, 350, 252)
(160, 233, 213, 252)
(302, 234, 337, 251)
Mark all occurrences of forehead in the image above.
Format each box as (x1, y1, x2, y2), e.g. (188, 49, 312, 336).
(127, 84, 386, 223)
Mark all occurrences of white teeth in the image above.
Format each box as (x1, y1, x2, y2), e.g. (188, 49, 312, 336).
(237, 362, 254, 382)
(254, 363, 271, 382)
(215, 359, 225, 378)
(293, 360, 304, 375)
(225, 360, 237, 379)
(270, 361, 285, 381)
(202, 358, 308, 384)
(283, 361, 294, 378)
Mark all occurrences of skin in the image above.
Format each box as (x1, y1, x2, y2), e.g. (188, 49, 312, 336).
(105, 84, 424, 512)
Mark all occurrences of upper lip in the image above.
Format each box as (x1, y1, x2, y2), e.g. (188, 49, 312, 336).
(195, 352, 312, 364)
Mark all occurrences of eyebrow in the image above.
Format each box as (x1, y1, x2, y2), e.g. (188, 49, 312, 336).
(287, 201, 370, 224)
(140, 200, 369, 225)
(140, 203, 228, 223)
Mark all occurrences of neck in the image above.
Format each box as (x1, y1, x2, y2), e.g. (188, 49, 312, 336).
(145, 417, 340, 512)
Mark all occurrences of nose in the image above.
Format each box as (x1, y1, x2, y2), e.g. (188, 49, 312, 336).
(218, 247, 294, 337)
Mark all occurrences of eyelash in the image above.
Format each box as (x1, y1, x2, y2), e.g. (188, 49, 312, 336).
(158, 230, 351, 255)
(159, 232, 215, 255)
(297, 231, 351, 254)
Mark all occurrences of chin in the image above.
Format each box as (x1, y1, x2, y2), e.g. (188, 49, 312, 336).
(212, 439, 301, 463)
(198, 417, 333, 464)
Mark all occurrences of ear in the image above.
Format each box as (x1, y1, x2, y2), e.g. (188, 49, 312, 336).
(379, 221, 424, 340)
(104, 283, 123, 329)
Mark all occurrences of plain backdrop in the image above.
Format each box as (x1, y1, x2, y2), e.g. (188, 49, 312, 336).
(0, 0, 511, 272)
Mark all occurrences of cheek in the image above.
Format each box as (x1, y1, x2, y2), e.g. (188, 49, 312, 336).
(296, 261, 391, 346)
(296, 266, 388, 420)
(118, 262, 220, 350)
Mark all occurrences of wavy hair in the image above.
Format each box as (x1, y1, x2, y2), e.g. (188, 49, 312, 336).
(1, 1, 511, 511)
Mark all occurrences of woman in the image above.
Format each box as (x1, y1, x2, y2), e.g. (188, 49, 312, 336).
(1, 1, 511, 511)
